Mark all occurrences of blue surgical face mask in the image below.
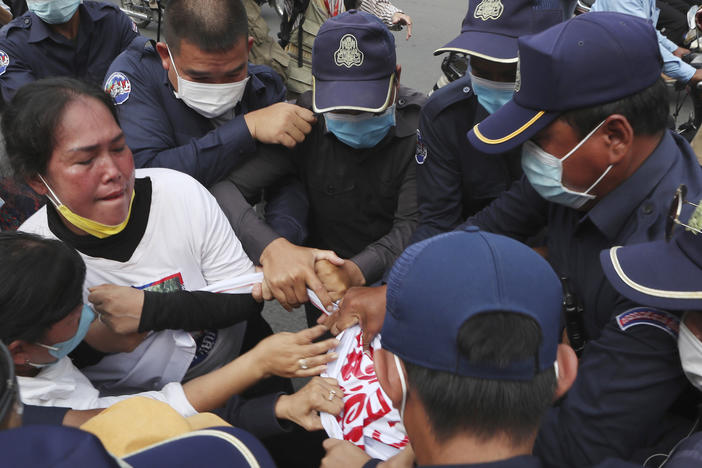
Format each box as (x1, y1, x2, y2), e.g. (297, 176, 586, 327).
(468, 71, 515, 115)
(26, 0, 81, 24)
(521, 120, 611, 209)
(29, 305, 95, 368)
(324, 105, 396, 149)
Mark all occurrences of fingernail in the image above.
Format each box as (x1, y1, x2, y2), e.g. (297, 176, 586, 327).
(329, 352, 338, 359)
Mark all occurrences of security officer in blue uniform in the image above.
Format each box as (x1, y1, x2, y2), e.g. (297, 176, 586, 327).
(104, 0, 314, 245)
(410, 0, 561, 243)
(0, 0, 138, 104)
(462, 12, 702, 466)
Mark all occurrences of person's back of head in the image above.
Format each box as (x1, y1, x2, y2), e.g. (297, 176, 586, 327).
(163, 0, 248, 54)
(376, 229, 577, 465)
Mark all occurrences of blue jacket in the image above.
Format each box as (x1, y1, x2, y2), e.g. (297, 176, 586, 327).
(0, 1, 138, 103)
(104, 37, 287, 188)
(410, 75, 522, 244)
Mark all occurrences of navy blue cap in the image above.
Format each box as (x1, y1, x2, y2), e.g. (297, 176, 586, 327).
(435, 0, 562, 62)
(381, 228, 562, 381)
(601, 205, 702, 311)
(312, 10, 396, 113)
(467, 12, 662, 154)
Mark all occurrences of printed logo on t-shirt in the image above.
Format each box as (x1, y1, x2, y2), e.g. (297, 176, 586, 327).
(134, 272, 184, 293)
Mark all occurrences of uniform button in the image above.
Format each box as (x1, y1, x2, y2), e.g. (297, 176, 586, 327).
(24, 18, 30, 25)
(465, 226, 480, 232)
(642, 202, 654, 215)
(463, 86, 471, 94)
(398, 98, 406, 105)
(326, 184, 335, 195)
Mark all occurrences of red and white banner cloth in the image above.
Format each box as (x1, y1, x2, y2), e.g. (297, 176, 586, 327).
(321, 325, 409, 460)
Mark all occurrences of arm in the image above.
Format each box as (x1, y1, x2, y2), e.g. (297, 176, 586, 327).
(458, 175, 548, 242)
(410, 114, 465, 244)
(350, 162, 418, 285)
(0, 39, 36, 104)
(358, 0, 401, 26)
(534, 310, 688, 467)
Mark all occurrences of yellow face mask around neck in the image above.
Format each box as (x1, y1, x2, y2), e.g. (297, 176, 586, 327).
(38, 174, 135, 239)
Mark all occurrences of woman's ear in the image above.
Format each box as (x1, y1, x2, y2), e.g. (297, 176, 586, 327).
(26, 174, 48, 197)
(7, 340, 31, 368)
(554, 343, 578, 400)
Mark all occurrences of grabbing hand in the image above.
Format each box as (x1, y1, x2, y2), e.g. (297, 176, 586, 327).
(275, 377, 344, 431)
(255, 237, 344, 311)
(244, 102, 316, 148)
(315, 259, 365, 302)
(391, 12, 413, 40)
(674, 46, 691, 58)
(88, 284, 144, 334)
(321, 439, 371, 468)
(252, 324, 340, 378)
(319, 285, 387, 346)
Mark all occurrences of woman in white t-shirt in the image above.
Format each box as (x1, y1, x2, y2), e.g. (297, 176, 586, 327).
(3, 79, 343, 459)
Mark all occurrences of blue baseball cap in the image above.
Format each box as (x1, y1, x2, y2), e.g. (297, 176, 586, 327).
(467, 12, 662, 154)
(381, 228, 562, 381)
(435, 0, 562, 62)
(601, 202, 702, 311)
(312, 10, 396, 113)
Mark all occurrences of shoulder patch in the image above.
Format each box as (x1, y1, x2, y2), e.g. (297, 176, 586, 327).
(0, 50, 9, 76)
(616, 307, 680, 338)
(415, 129, 427, 165)
(104, 72, 131, 105)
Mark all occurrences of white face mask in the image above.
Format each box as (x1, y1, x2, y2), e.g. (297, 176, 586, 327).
(679, 319, 702, 391)
(167, 47, 250, 119)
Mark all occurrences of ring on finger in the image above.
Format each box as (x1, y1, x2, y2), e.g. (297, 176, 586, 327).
(299, 358, 309, 370)
(327, 389, 336, 401)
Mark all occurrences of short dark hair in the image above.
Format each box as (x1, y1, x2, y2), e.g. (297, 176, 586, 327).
(164, 0, 248, 55)
(560, 77, 669, 138)
(0, 232, 86, 345)
(2, 77, 118, 181)
(404, 312, 557, 446)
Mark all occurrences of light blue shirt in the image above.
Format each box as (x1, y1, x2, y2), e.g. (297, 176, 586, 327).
(591, 0, 696, 82)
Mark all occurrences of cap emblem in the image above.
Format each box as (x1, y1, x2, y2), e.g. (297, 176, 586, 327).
(334, 34, 364, 68)
(474, 0, 504, 21)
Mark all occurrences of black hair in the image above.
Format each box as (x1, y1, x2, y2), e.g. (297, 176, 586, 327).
(2, 77, 118, 181)
(404, 312, 557, 446)
(0, 231, 86, 345)
(559, 77, 669, 138)
(0, 341, 18, 430)
(163, 0, 248, 55)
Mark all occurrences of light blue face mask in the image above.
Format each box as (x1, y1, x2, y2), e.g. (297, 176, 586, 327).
(468, 71, 515, 115)
(29, 304, 95, 368)
(521, 120, 611, 209)
(26, 0, 81, 24)
(324, 105, 396, 149)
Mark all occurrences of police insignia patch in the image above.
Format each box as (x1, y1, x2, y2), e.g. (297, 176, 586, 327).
(0, 50, 10, 76)
(415, 129, 427, 165)
(334, 34, 364, 68)
(104, 72, 132, 105)
(474, 0, 504, 21)
(615, 307, 680, 339)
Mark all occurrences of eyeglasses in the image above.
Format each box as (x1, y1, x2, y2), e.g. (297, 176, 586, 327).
(666, 184, 702, 241)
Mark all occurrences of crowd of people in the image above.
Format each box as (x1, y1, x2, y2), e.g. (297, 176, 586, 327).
(0, 0, 701, 467)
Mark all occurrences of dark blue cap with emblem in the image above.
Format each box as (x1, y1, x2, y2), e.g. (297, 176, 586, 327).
(312, 10, 396, 113)
(467, 12, 662, 154)
(435, 0, 562, 62)
(601, 203, 702, 311)
(381, 228, 562, 380)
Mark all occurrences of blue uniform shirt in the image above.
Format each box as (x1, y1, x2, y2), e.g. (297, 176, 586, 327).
(104, 37, 287, 188)
(0, 1, 138, 103)
(410, 75, 522, 244)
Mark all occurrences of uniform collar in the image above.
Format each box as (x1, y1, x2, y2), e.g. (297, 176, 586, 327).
(585, 130, 675, 240)
(27, 3, 104, 44)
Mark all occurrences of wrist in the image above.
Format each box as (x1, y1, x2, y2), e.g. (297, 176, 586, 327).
(242, 346, 269, 380)
(259, 237, 289, 265)
(344, 261, 366, 287)
(274, 394, 291, 421)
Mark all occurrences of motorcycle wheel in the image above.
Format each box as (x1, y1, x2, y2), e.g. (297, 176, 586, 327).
(271, 0, 285, 18)
(120, 0, 152, 28)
